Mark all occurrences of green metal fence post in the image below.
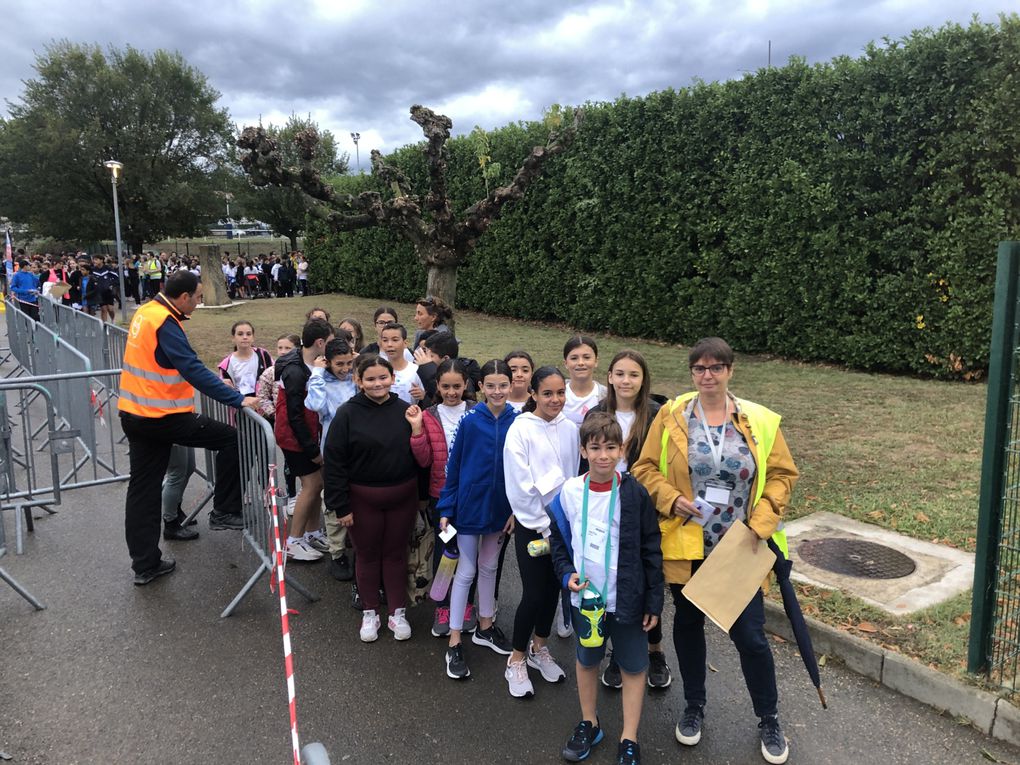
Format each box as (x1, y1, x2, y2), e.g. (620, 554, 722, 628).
(969, 241, 1020, 673)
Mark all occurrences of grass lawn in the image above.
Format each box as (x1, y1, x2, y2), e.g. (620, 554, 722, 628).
(183, 292, 985, 680)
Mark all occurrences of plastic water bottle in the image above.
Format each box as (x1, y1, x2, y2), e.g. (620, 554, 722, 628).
(578, 589, 606, 648)
(430, 548, 459, 602)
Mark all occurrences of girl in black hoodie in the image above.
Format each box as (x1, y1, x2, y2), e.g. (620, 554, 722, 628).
(323, 354, 430, 643)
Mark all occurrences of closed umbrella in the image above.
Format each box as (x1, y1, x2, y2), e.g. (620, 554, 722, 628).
(767, 538, 828, 709)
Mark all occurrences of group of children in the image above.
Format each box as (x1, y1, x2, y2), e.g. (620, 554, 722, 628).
(212, 300, 697, 765)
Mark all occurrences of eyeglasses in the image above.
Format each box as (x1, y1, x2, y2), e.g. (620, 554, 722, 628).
(374, 320, 391, 326)
(483, 382, 511, 392)
(690, 364, 729, 376)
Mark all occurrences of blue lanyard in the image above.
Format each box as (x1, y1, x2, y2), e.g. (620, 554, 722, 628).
(579, 473, 618, 602)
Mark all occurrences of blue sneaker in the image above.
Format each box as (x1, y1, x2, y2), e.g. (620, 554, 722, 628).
(562, 718, 603, 761)
(616, 738, 641, 765)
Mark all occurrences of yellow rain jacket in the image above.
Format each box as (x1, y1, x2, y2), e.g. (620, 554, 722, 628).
(631, 391, 798, 585)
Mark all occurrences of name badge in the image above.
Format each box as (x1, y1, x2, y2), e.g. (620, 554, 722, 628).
(704, 484, 731, 506)
(584, 518, 609, 562)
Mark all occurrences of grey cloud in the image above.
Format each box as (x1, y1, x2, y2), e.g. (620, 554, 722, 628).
(3, 0, 1012, 156)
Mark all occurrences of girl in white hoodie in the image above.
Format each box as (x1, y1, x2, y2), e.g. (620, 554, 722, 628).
(502, 366, 580, 698)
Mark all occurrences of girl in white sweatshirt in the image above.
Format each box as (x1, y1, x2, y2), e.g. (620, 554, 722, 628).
(502, 366, 580, 698)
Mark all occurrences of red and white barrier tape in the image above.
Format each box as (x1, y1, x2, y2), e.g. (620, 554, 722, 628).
(267, 463, 302, 765)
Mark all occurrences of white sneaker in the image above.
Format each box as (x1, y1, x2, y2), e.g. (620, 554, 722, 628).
(387, 608, 412, 641)
(286, 538, 323, 562)
(360, 609, 381, 642)
(527, 641, 566, 683)
(555, 598, 573, 638)
(505, 656, 534, 698)
(305, 530, 330, 553)
(286, 497, 297, 517)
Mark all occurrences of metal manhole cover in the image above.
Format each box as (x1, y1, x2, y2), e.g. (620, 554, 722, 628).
(797, 538, 917, 579)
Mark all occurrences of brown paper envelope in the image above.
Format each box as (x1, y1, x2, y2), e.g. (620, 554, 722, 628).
(681, 522, 776, 633)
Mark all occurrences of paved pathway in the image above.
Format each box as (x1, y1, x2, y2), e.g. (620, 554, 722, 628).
(2, 482, 1018, 765)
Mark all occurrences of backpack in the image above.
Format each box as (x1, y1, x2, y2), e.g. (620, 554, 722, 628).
(406, 508, 435, 606)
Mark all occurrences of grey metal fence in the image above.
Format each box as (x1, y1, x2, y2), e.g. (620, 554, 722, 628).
(196, 391, 319, 618)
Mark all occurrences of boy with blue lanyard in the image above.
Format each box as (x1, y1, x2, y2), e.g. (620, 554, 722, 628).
(548, 412, 663, 765)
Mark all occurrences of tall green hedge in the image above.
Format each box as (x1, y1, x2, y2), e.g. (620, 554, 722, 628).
(307, 18, 1020, 378)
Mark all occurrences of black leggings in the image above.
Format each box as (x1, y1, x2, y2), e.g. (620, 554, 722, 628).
(512, 526, 560, 652)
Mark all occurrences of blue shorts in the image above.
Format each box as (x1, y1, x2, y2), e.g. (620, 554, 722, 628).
(571, 607, 649, 674)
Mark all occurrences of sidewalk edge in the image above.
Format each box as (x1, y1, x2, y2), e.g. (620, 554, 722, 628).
(762, 600, 1016, 747)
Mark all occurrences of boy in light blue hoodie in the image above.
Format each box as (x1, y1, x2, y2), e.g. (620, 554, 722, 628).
(305, 338, 357, 578)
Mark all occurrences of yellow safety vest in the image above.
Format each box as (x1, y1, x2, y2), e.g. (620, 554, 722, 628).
(118, 297, 195, 417)
(659, 392, 789, 559)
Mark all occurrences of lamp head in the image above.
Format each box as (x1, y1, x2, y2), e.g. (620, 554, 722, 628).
(103, 160, 123, 179)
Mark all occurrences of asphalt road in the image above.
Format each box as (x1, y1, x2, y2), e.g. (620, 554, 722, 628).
(2, 481, 1019, 765)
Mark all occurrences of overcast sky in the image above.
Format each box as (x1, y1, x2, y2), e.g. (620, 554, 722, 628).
(3, 1, 1012, 166)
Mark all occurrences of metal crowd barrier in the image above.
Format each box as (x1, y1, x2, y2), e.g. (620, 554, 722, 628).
(0, 511, 44, 610)
(197, 392, 319, 619)
(37, 296, 128, 395)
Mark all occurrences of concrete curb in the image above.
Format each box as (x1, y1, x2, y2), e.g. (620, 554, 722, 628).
(763, 600, 1020, 747)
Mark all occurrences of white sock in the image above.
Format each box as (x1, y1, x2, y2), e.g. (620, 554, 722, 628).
(287, 535, 300, 546)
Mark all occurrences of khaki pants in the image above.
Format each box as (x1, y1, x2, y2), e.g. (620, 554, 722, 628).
(323, 509, 348, 559)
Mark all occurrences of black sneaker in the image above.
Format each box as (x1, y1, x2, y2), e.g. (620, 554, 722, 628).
(163, 520, 199, 541)
(175, 507, 198, 527)
(350, 583, 363, 611)
(562, 718, 603, 762)
(758, 715, 788, 764)
(647, 650, 672, 689)
(616, 738, 640, 765)
(329, 553, 354, 582)
(445, 643, 471, 680)
(133, 558, 176, 586)
(675, 705, 704, 746)
(209, 512, 243, 530)
(471, 624, 512, 655)
(601, 651, 622, 689)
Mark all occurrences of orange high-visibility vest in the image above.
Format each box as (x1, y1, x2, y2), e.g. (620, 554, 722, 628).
(118, 297, 195, 417)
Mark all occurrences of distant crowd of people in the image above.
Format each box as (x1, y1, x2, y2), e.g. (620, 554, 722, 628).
(3, 247, 312, 321)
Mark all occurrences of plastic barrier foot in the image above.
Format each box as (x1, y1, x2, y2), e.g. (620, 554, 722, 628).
(301, 742, 330, 765)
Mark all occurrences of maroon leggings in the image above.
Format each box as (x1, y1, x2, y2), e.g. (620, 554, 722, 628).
(349, 478, 418, 614)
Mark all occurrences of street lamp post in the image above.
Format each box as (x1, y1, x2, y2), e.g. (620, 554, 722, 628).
(103, 160, 129, 325)
(350, 132, 361, 173)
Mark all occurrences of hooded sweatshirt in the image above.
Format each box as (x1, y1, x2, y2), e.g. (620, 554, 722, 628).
(502, 411, 580, 537)
(305, 367, 356, 451)
(435, 402, 517, 535)
(322, 392, 429, 517)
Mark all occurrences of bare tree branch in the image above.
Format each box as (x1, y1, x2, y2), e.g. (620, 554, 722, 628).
(409, 104, 455, 232)
(456, 108, 583, 250)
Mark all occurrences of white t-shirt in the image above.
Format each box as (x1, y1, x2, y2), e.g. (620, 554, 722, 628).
(563, 381, 607, 425)
(297, 261, 309, 280)
(391, 363, 423, 404)
(615, 409, 636, 471)
(437, 401, 467, 450)
(507, 399, 528, 414)
(271, 263, 281, 280)
(559, 475, 621, 613)
(227, 352, 259, 395)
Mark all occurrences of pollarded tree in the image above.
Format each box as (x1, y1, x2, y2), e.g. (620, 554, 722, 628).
(0, 42, 232, 253)
(234, 115, 348, 252)
(237, 105, 581, 320)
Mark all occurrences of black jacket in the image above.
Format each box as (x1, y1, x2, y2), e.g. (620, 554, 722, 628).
(547, 473, 664, 624)
(322, 392, 419, 517)
(275, 349, 319, 457)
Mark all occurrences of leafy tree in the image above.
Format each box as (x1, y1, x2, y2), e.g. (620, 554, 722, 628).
(237, 105, 581, 324)
(0, 42, 232, 253)
(234, 115, 348, 251)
